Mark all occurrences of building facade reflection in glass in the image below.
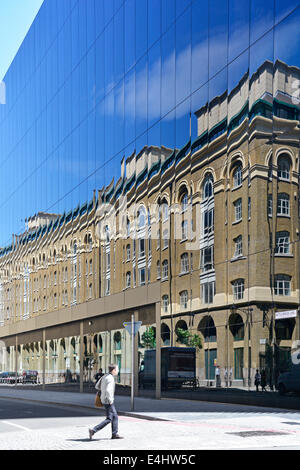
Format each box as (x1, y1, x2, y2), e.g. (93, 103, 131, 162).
(0, 0, 299, 388)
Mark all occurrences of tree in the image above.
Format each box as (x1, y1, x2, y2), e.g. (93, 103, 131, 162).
(141, 327, 156, 349)
(176, 328, 202, 350)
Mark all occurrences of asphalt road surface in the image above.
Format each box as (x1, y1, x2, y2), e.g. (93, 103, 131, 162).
(0, 397, 300, 450)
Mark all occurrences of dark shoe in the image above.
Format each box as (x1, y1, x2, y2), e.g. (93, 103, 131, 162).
(111, 434, 124, 439)
(89, 429, 95, 440)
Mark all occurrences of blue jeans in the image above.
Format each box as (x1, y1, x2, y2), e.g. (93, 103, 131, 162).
(93, 403, 118, 436)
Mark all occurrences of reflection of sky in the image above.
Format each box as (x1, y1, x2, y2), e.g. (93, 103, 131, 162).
(0, 0, 299, 247)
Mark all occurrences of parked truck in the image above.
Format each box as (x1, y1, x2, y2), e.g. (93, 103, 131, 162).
(139, 347, 196, 390)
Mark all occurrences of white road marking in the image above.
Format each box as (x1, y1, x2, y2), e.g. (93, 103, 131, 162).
(2, 421, 31, 432)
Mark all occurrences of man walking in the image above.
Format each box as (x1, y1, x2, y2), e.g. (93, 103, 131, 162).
(94, 368, 104, 383)
(89, 364, 123, 440)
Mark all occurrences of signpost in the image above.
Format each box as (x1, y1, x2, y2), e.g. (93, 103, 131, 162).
(123, 316, 142, 411)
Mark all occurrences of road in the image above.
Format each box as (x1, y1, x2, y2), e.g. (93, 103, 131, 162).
(0, 397, 300, 450)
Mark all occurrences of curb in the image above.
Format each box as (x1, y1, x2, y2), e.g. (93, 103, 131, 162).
(0, 395, 170, 422)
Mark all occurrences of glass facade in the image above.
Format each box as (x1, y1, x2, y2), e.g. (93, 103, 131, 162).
(0, 0, 300, 391)
(0, 0, 297, 245)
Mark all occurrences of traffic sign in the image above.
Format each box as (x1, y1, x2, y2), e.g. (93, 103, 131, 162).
(123, 321, 142, 336)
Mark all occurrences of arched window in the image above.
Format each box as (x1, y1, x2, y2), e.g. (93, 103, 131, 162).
(278, 155, 291, 180)
(137, 206, 146, 229)
(179, 290, 188, 309)
(161, 201, 169, 221)
(232, 279, 245, 300)
(114, 332, 121, 350)
(229, 313, 244, 340)
(162, 260, 168, 280)
(88, 234, 93, 251)
(105, 226, 110, 243)
(126, 271, 131, 288)
(233, 164, 242, 188)
(161, 323, 170, 345)
(180, 253, 189, 273)
(203, 176, 213, 199)
(181, 192, 188, 212)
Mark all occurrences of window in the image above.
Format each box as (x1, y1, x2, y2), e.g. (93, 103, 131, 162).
(181, 220, 188, 240)
(180, 253, 189, 273)
(234, 235, 243, 258)
(233, 165, 242, 188)
(139, 238, 145, 258)
(203, 208, 214, 234)
(162, 260, 168, 280)
(88, 235, 93, 251)
(234, 199, 242, 222)
(268, 194, 273, 217)
(133, 268, 136, 287)
(126, 218, 130, 237)
(277, 193, 290, 216)
(163, 229, 169, 249)
(138, 207, 146, 229)
(162, 203, 169, 221)
(138, 267, 146, 286)
(105, 278, 110, 295)
(181, 192, 188, 212)
(203, 177, 213, 199)
(200, 246, 214, 271)
(157, 229, 160, 250)
(275, 232, 290, 255)
(201, 281, 215, 304)
(278, 156, 290, 181)
(180, 290, 188, 309)
(126, 271, 131, 288)
(106, 252, 111, 270)
(274, 275, 291, 296)
(162, 295, 169, 313)
(248, 197, 251, 219)
(232, 279, 244, 300)
(89, 259, 93, 274)
(73, 286, 77, 303)
(156, 261, 161, 279)
(89, 284, 93, 298)
(126, 244, 131, 261)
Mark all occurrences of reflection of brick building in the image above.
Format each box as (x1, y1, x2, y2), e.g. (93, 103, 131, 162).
(0, 60, 300, 387)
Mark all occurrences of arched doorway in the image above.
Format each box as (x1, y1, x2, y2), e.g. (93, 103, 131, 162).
(198, 316, 217, 381)
(229, 313, 244, 380)
(161, 323, 170, 346)
(175, 320, 188, 345)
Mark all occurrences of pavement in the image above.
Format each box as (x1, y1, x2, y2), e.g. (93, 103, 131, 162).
(1, 389, 300, 450)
